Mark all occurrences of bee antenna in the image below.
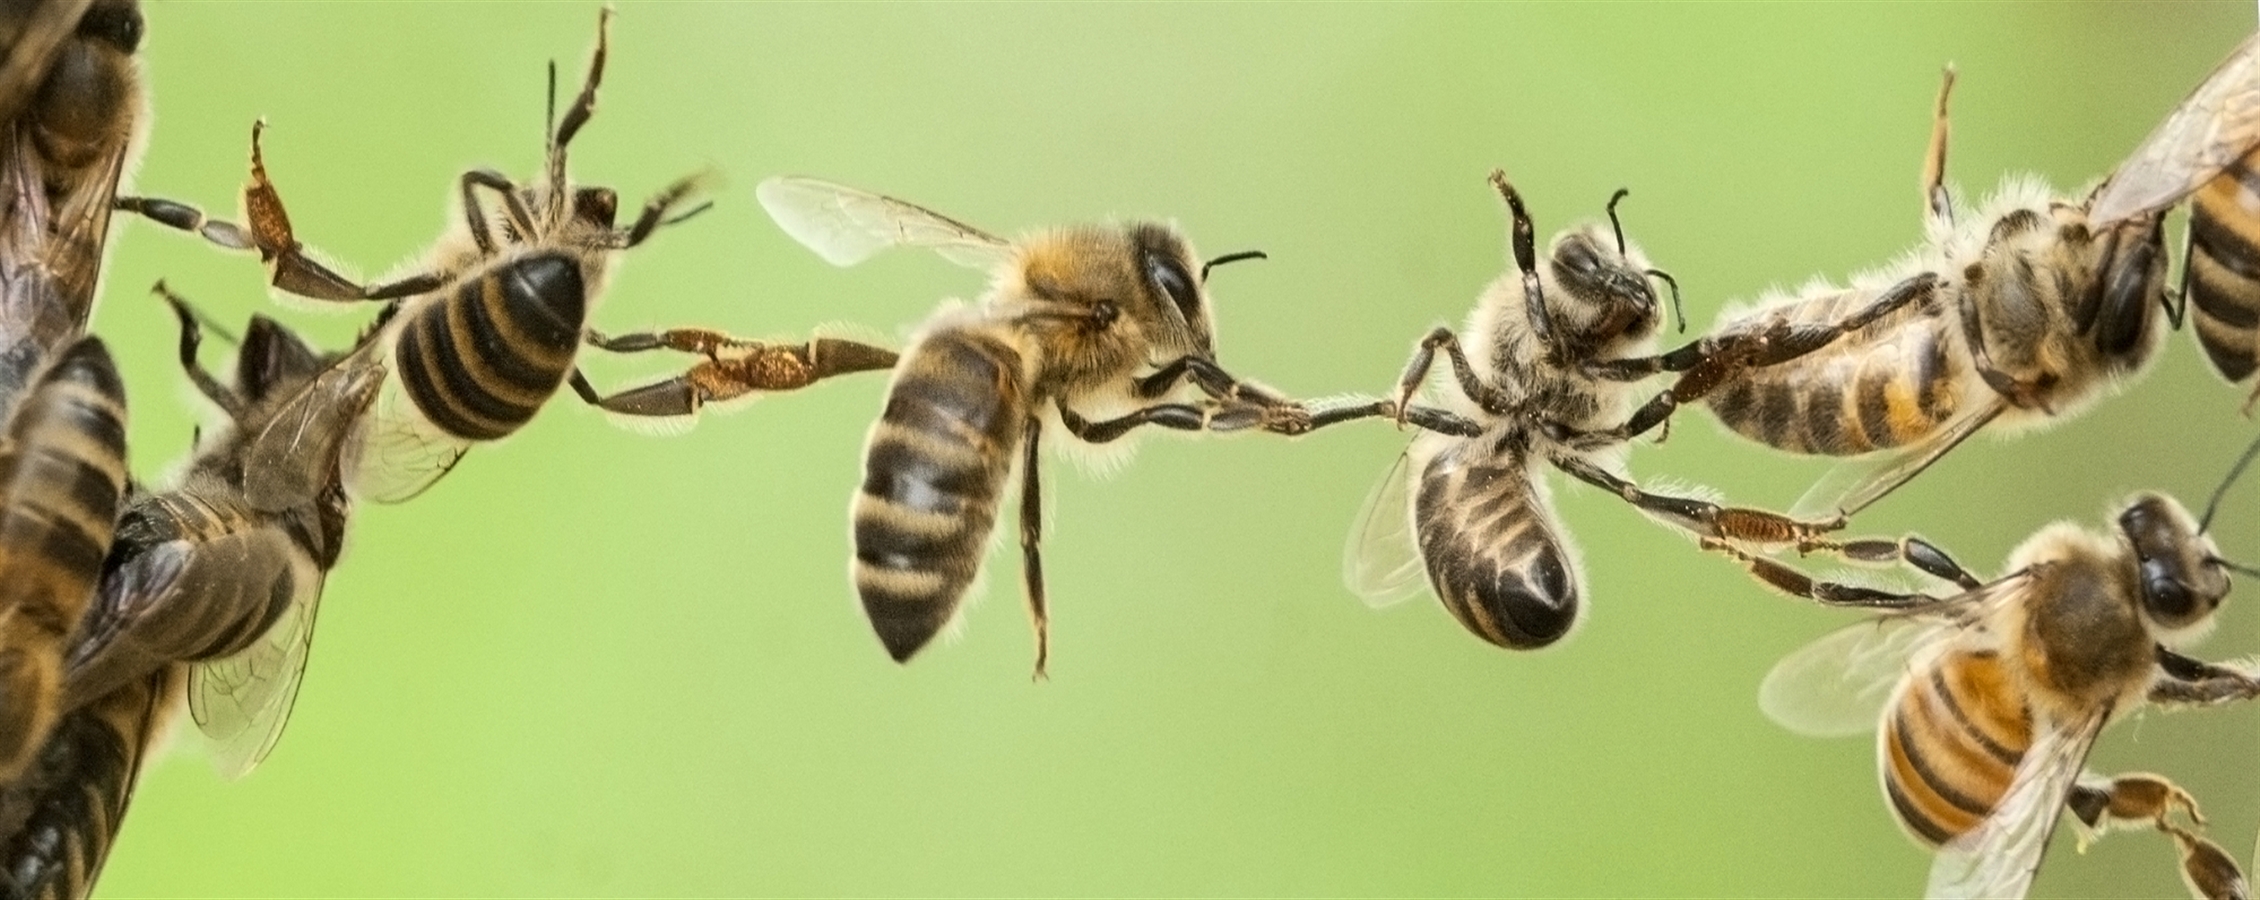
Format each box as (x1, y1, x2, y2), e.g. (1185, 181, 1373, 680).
(545, 60, 559, 148)
(2200, 428, 2260, 533)
(1645, 268, 1685, 334)
(1605, 188, 1631, 256)
(2208, 556, 2260, 580)
(1200, 250, 1267, 283)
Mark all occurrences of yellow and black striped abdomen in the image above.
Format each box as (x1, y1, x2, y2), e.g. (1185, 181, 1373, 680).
(2184, 157, 2260, 384)
(0, 665, 176, 900)
(852, 328, 1028, 663)
(395, 252, 586, 442)
(1707, 313, 1961, 456)
(0, 337, 126, 781)
(1412, 444, 1577, 649)
(1881, 648, 2031, 847)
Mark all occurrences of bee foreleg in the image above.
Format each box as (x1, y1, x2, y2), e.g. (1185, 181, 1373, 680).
(1489, 170, 1566, 365)
(616, 173, 715, 250)
(1956, 286, 2059, 412)
(1055, 399, 1216, 443)
(2149, 647, 2260, 706)
(1018, 417, 1049, 682)
(1393, 327, 1510, 424)
(458, 168, 539, 258)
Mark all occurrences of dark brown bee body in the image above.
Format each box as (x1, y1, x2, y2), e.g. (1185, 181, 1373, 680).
(2182, 153, 2260, 383)
(0, 338, 125, 782)
(393, 252, 586, 442)
(852, 324, 1027, 662)
(0, 664, 171, 900)
(1412, 441, 1576, 648)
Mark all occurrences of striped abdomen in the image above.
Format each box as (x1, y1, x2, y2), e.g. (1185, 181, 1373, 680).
(852, 328, 1027, 663)
(395, 252, 586, 441)
(0, 665, 176, 900)
(1412, 443, 1578, 648)
(61, 491, 319, 710)
(1881, 648, 2032, 847)
(0, 337, 126, 781)
(2184, 154, 2260, 383)
(1706, 293, 1963, 456)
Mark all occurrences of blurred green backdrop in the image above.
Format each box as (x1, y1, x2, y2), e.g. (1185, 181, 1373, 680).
(77, 1, 2260, 897)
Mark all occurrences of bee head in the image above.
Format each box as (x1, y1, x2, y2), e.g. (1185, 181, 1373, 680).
(29, 0, 142, 169)
(1016, 224, 1219, 358)
(2118, 493, 2229, 632)
(1545, 226, 1664, 351)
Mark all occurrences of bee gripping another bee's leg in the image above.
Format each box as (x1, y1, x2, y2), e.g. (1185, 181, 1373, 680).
(119, 120, 442, 302)
(1698, 538, 1946, 610)
(571, 327, 899, 418)
(1546, 453, 1846, 553)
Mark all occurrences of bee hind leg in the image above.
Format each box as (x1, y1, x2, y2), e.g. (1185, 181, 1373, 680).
(572, 328, 899, 418)
(1018, 417, 1049, 682)
(1547, 453, 1848, 549)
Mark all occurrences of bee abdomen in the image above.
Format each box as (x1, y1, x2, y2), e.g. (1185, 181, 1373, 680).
(1414, 456, 1577, 648)
(852, 331, 1026, 663)
(1881, 650, 2031, 848)
(0, 666, 173, 900)
(1707, 322, 1957, 456)
(0, 338, 126, 780)
(2185, 170, 2260, 383)
(396, 252, 585, 441)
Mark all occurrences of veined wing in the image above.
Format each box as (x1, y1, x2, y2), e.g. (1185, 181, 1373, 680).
(756, 176, 1012, 270)
(1760, 571, 2028, 738)
(1926, 709, 2108, 900)
(243, 337, 385, 511)
(1790, 398, 2006, 520)
(342, 373, 473, 504)
(187, 554, 327, 781)
(1344, 446, 1424, 607)
(2090, 32, 2260, 227)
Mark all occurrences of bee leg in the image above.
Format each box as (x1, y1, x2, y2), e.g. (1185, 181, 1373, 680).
(615, 173, 716, 250)
(569, 330, 898, 418)
(1955, 285, 2059, 412)
(150, 283, 243, 421)
(1922, 66, 1957, 227)
(2160, 821, 2248, 900)
(1055, 399, 1224, 443)
(1546, 453, 1849, 549)
(1489, 169, 1567, 366)
(2149, 647, 2260, 706)
(1698, 539, 1945, 610)
(457, 168, 539, 257)
(1829, 535, 1983, 590)
(2067, 773, 2204, 832)
(1018, 416, 1049, 682)
(1134, 355, 1318, 435)
(1385, 328, 1512, 425)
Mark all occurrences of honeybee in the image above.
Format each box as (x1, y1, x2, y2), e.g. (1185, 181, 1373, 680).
(0, 664, 176, 900)
(1742, 446, 2260, 899)
(0, 337, 127, 783)
(1582, 70, 2169, 518)
(117, 10, 815, 502)
(0, 0, 142, 402)
(1342, 171, 1843, 649)
(2086, 33, 2260, 410)
(758, 176, 1316, 677)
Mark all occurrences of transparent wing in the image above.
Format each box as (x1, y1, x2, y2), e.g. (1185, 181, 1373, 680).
(756, 176, 1013, 270)
(1760, 616, 1946, 738)
(188, 565, 327, 781)
(1790, 398, 2006, 520)
(1343, 446, 1425, 608)
(342, 373, 473, 504)
(1760, 572, 2031, 738)
(243, 340, 387, 512)
(2090, 32, 2260, 227)
(1926, 710, 2108, 900)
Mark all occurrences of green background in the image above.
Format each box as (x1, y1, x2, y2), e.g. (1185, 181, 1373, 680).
(75, 1, 2260, 896)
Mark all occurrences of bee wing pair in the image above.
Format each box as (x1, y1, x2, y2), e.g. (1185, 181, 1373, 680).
(1343, 447, 1426, 608)
(2089, 31, 2260, 228)
(1791, 400, 2008, 520)
(1761, 573, 2100, 900)
(240, 331, 465, 508)
(756, 176, 1015, 271)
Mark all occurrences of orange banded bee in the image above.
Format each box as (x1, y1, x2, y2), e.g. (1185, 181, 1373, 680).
(758, 176, 1317, 677)
(1342, 171, 1841, 649)
(2087, 33, 2260, 410)
(1737, 436, 2260, 898)
(1575, 70, 2169, 518)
